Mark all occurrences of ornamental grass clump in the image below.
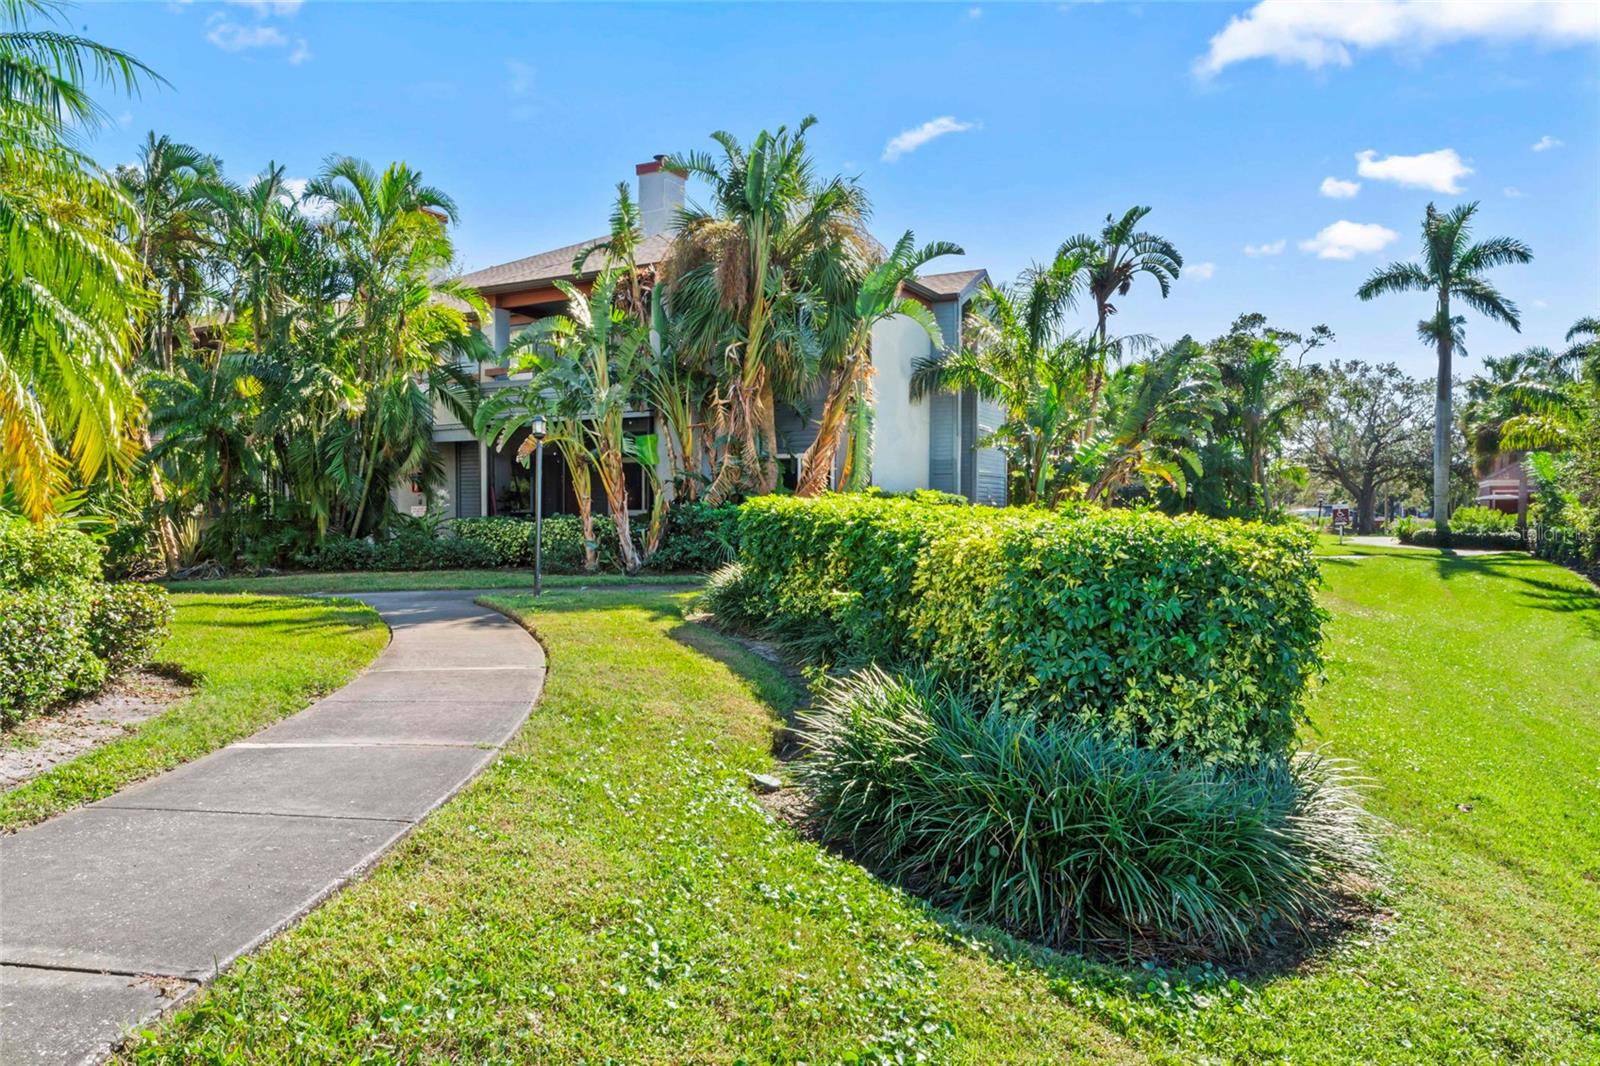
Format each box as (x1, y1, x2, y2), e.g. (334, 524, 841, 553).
(798, 666, 1374, 956)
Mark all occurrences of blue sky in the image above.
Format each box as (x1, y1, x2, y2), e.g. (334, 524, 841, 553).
(76, 1, 1600, 378)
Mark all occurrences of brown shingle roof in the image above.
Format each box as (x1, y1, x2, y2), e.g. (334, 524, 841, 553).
(456, 232, 674, 293)
(913, 269, 987, 298)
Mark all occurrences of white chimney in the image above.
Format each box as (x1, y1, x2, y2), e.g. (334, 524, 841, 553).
(636, 155, 686, 239)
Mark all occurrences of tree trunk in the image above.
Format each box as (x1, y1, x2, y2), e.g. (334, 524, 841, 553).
(598, 447, 642, 574)
(1357, 483, 1379, 535)
(795, 366, 852, 497)
(1433, 293, 1453, 539)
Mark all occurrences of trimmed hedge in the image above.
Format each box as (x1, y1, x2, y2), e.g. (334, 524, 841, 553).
(295, 530, 497, 572)
(1400, 527, 1524, 551)
(86, 582, 176, 673)
(0, 517, 101, 589)
(453, 515, 621, 572)
(0, 590, 103, 726)
(733, 495, 1325, 765)
(1, 518, 171, 727)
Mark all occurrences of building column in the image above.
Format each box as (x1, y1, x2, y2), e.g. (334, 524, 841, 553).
(487, 307, 511, 360)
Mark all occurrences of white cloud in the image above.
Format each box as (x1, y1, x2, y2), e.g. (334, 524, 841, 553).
(206, 17, 287, 51)
(1531, 134, 1564, 151)
(1503, 186, 1524, 198)
(968, 5, 983, 17)
(116, 111, 133, 129)
(506, 59, 534, 97)
(1299, 221, 1399, 260)
(1196, 0, 1600, 77)
(1355, 148, 1472, 193)
(1244, 239, 1287, 256)
(882, 116, 978, 162)
(228, 0, 302, 13)
(1319, 176, 1361, 198)
(205, 1, 306, 60)
(1189, 262, 1217, 280)
(279, 177, 336, 221)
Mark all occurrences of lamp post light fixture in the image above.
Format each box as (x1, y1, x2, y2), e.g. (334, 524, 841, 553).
(530, 414, 547, 597)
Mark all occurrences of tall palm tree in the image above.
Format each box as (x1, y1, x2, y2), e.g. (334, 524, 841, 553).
(794, 231, 961, 496)
(910, 251, 1088, 504)
(1058, 206, 1182, 430)
(1, 0, 156, 520)
(310, 156, 486, 536)
(506, 270, 653, 573)
(661, 116, 874, 501)
(1357, 202, 1532, 536)
(116, 133, 226, 370)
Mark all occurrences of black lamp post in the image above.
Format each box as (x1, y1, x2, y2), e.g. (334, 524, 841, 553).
(530, 414, 547, 597)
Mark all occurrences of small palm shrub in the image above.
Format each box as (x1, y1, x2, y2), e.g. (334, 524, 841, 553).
(798, 667, 1373, 956)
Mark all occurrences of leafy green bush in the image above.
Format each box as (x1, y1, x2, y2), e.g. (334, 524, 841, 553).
(648, 501, 741, 572)
(799, 667, 1372, 955)
(85, 582, 176, 673)
(0, 590, 104, 726)
(0, 516, 102, 589)
(1449, 506, 1518, 536)
(296, 530, 498, 572)
(452, 514, 621, 572)
(699, 562, 760, 630)
(1401, 528, 1524, 551)
(733, 495, 1324, 765)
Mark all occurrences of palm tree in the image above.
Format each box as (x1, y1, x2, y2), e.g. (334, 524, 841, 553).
(1226, 339, 1318, 508)
(661, 117, 874, 501)
(1058, 206, 1182, 430)
(1357, 202, 1532, 536)
(508, 270, 653, 573)
(310, 156, 486, 536)
(910, 252, 1088, 504)
(1, 0, 157, 520)
(1080, 338, 1222, 503)
(794, 231, 961, 496)
(116, 134, 226, 371)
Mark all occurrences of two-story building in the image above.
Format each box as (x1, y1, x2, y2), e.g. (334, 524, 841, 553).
(395, 157, 1007, 520)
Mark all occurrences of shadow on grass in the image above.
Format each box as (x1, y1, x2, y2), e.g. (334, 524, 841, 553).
(169, 594, 384, 637)
(1345, 550, 1600, 636)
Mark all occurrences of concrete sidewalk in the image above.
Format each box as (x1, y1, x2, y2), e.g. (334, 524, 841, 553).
(0, 591, 543, 1065)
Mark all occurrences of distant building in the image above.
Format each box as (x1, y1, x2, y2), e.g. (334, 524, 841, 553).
(1475, 453, 1530, 521)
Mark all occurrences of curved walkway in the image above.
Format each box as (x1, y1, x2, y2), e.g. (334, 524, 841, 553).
(0, 591, 544, 1065)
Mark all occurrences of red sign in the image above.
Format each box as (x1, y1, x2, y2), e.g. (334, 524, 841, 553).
(1331, 506, 1352, 530)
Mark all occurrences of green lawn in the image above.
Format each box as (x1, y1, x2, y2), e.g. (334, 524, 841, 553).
(0, 594, 387, 831)
(125, 555, 1600, 1063)
(164, 569, 702, 595)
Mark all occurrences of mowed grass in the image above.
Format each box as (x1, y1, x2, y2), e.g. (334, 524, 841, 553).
(124, 555, 1600, 1063)
(123, 588, 1136, 1065)
(165, 569, 701, 595)
(0, 594, 387, 830)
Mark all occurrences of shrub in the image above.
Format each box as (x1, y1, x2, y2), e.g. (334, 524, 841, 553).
(295, 530, 498, 572)
(733, 495, 1324, 765)
(452, 514, 622, 572)
(0, 517, 102, 590)
(0, 589, 104, 726)
(1449, 506, 1518, 536)
(85, 583, 174, 673)
(648, 501, 741, 572)
(1400, 527, 1524, 551)
(799, 667, 1373, 955)
(699, 562, 760, 630)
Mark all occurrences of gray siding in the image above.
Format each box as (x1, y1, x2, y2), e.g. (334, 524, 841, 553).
(959, 389, 978, 500)
(453, 443, 482, 518)
(974, 394, 1009, 505)
(927, 298, 963, 494)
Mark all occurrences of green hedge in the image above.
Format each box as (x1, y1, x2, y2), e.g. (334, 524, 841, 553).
(1, 518, 171, 727)
(1400, 528, 1524, 551)
(733, 495, 1325, 765)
